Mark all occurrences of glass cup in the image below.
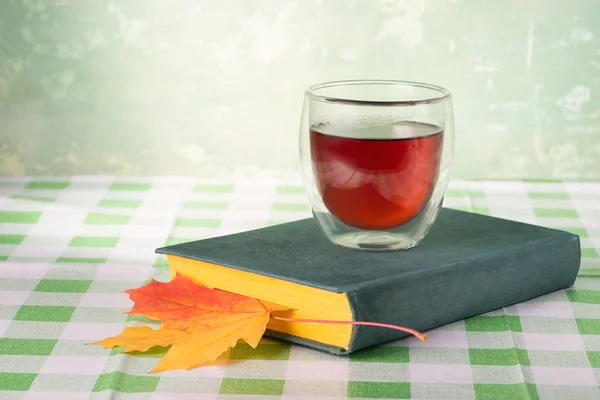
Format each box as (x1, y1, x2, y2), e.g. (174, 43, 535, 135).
(299, 80, 454, 251)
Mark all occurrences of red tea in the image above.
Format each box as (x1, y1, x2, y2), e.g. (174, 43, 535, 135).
(310, 121, 443, 230)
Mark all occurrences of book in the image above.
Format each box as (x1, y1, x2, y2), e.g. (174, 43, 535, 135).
(155, 207, 581, 354)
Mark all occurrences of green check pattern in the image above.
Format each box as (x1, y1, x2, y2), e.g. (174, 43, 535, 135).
(1, 177, 599, 399)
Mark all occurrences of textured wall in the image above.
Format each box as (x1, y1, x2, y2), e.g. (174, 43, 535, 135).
(0, 0, 598, 179)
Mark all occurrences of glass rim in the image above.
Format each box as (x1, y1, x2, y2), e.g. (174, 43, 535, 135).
(305, 79, 451, 106)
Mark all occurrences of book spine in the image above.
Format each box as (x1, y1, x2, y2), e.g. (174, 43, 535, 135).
(345, 233, 581, 353)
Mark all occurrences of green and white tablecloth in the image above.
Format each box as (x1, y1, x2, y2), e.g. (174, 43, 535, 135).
(0, 177, 599, 400)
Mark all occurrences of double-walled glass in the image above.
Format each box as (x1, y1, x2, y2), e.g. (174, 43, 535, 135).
(299, 80, 454, 251)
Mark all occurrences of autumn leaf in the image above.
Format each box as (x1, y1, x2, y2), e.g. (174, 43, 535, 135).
(92, 273, 290, 372)
(92, 272, 427, 372)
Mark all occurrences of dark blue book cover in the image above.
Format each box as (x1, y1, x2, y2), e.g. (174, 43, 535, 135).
(156, 208, 581, 354)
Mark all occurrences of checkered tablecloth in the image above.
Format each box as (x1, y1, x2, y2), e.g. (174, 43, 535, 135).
(0, 177, 599, 400)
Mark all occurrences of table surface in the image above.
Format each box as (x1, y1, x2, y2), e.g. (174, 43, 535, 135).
(0, 177, 599, 400)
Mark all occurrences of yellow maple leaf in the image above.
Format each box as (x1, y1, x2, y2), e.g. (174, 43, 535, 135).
(92, 273, 289, 371)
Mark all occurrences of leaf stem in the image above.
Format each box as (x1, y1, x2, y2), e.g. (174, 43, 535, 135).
(270, 316, 428, 341)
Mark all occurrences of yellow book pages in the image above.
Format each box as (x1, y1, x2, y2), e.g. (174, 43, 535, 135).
(166, 254, 354, 349)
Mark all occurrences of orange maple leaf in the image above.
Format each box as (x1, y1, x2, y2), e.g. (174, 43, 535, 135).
(92, 273, 290, 372)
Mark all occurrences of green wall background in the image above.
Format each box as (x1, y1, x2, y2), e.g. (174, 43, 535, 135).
(0, 0, 599, 179)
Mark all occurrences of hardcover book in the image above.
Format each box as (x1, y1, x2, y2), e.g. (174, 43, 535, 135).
(155, 208, 581, 354)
